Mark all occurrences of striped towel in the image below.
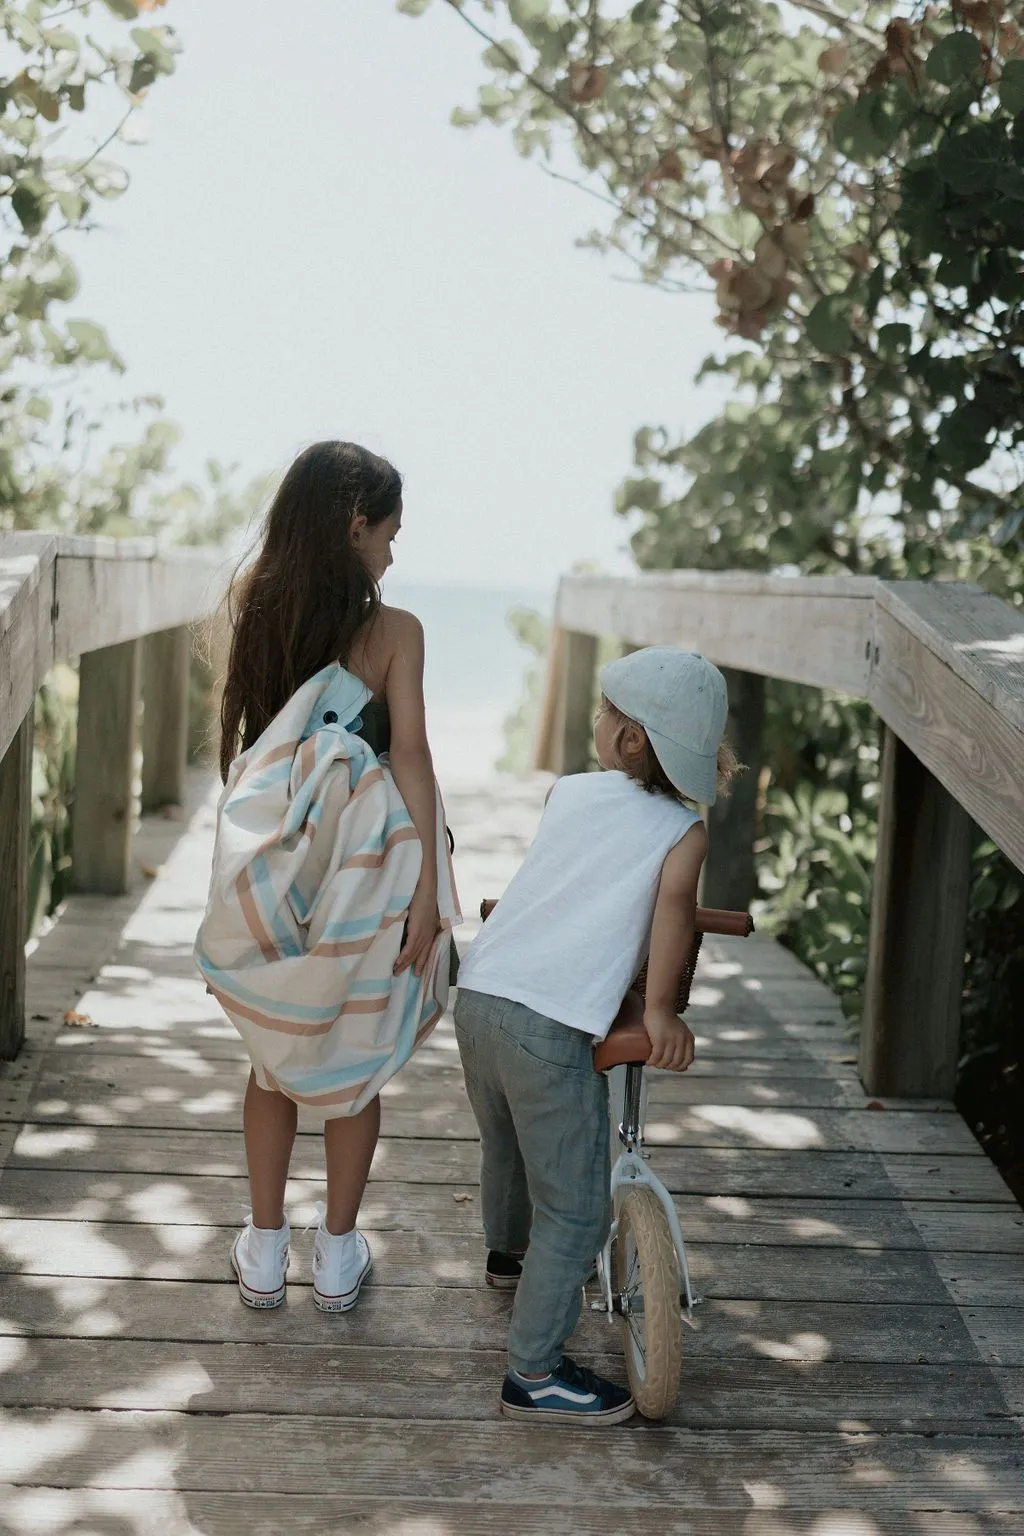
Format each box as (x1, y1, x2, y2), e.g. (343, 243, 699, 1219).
(195, 663, 461, 1118)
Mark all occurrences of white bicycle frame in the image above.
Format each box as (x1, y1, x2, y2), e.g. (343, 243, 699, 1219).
(593, 1062, 699, 1328)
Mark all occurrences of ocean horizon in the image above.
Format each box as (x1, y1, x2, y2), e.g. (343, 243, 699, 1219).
(385, 580, 555, 787)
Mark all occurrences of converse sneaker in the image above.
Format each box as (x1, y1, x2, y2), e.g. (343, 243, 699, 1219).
(309, 1202, 373, 1313)
(500, 1356, 635, 1425)
(486, 1250, 525, 1290)
(230, 1214, 290, 1309)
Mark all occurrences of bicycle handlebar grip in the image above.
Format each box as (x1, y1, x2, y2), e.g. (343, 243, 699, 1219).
(694, 907, 755, 937)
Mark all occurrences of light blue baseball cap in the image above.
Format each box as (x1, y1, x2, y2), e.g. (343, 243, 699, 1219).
(599, 647, 729, 804)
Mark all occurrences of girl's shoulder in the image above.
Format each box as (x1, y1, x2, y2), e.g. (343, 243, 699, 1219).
(377, 604, 424, 644)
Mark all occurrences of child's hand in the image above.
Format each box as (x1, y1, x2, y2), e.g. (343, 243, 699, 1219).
(394, 882, 440, 978)
(643, 1006, 696, 1073)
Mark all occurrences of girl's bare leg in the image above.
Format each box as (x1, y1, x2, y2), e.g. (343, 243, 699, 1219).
(243, 1070, 298, 1229)
(323, 1095, 381, 1235)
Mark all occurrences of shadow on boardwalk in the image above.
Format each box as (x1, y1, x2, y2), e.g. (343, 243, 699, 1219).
(0, 774, 1022, 1533)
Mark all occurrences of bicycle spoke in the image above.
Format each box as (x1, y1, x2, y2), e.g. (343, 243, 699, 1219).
(627, 1308, 646, 1366)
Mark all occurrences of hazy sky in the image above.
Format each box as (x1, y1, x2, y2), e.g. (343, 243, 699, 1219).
(69, 0, 725, 590)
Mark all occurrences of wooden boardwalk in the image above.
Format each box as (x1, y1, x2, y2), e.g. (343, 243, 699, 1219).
(1, 775, 1022, 1534)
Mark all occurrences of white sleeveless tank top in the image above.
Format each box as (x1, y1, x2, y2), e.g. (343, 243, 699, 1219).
(457, 771, 701, 1040)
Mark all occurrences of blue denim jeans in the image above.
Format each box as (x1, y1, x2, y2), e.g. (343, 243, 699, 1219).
(453, 988, 611, 1374)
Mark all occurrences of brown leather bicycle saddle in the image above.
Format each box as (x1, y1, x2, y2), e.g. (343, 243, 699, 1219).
(592, 988, 650, 1073)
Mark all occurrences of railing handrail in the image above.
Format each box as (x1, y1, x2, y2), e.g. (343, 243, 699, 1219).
(543, 571, 1024, 877)
(1, 531, 229, 764)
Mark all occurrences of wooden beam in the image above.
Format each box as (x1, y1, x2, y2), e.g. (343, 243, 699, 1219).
(0, 534, 55, 764)
(703, 668, 765, 911)
(557, 574, 875, 697)
(54, 542, 225, 660)
(142, 627, 191, 811)
(0, 712, 33, 1060)
(558, 629, 598, 775)
(531, 626, 565, 775)
(72, 639, 141, 895)
(859, 725, 973, 1099)
(869, 599, 1024, 875)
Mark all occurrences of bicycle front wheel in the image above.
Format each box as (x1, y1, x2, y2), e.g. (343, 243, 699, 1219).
(613, 1184, 683, 1419)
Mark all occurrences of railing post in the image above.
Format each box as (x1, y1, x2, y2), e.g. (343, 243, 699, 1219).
(859, 725, 972, 1098)
(557, 629, 598, 775)
(0, 712, 33, 1060)
(72, 638, 142, 895)
(702, 667, 765, 910)
(142, 625, 191, 810)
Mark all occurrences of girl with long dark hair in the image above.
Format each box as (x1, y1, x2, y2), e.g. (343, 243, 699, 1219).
(199, 440, 459, 1313)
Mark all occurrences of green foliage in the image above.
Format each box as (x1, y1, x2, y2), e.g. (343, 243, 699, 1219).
(28, 665, 77, 932)
(412, 0, 1024, 556)
(452, 0, 1024, 1087)
(0, 0, 179, 531)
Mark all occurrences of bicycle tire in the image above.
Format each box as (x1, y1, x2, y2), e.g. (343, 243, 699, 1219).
(613, 1184, 682, 1419)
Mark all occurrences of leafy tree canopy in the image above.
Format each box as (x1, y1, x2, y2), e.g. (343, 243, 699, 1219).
(0, 0, 185, 533)
(405, 0, 1024, 581)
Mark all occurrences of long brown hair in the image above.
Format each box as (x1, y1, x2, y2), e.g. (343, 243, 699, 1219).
(219, 440, 402, 781)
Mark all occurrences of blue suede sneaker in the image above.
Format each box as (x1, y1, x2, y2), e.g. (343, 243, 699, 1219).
(500, 1356, 635, 1425)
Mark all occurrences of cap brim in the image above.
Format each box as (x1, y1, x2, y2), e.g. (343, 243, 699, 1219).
(643, 722, 718, 806)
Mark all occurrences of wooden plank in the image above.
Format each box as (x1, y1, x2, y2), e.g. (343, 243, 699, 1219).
(4, 1161, 1018, 1254)
(1, 1073, 983, 1151)
(141, 627, 191, 810)
(7, 1219, 1020, 1311)
(870, 602, 1024, 875)
(0, 1490, 1015, 1536)
(1, 1336, 1017, 1435)
(53, 541, 225, 660)
(0, 533, 55, 764)
(860, 726, 972, 1097)
(3, 1410, 1023, 1506)
(0, 713, 32, 1060)
(878, 580, 1024, 739)
(70, 639, 141, 895)
(7, 1122, 1011, 1201)
(556, 575, 875, 696)
(4, 1269, 1018, 1351)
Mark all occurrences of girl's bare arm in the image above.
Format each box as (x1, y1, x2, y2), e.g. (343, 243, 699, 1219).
(382, 610, 440, 976)
(643, 822, 708, 1072)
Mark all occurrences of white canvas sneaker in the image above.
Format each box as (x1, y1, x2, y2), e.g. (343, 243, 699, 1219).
(309, 1202, 373, 1313)
(230, 1214, 290, 1309)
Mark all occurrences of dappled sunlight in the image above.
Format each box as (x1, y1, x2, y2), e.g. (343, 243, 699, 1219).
(688, 982, 725, 1006)
(746, 1332, 833, 1363)
(94, 1360, 213, 1411)
(0, 1332, 30, 1371)
(2, 1412, 92, 1482)
(693, 1105, 825, 1149)
(8, 1125, 96, 1159)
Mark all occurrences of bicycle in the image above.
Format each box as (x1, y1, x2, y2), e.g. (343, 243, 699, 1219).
(479, 899, 754, 1420)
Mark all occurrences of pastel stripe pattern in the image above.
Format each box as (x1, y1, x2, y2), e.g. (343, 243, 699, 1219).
(194, 663, 461, 1119)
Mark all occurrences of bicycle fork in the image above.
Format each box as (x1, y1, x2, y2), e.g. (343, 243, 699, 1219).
(592, 1062, 701, 1328)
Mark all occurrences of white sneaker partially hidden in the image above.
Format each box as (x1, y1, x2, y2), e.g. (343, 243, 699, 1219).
(309, 1201, 373, 1313)
(230, 1214, 290, 1309)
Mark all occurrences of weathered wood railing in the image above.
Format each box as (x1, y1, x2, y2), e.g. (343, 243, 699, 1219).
(536, 572, 1024, 1100)
(0, 532, 227, 1061)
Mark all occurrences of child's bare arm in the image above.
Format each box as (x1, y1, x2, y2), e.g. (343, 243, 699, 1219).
(383, 610, 439, 977)
(643, 823, 708, 1072)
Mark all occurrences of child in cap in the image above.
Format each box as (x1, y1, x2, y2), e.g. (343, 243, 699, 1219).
(455, 646, 736, 1426)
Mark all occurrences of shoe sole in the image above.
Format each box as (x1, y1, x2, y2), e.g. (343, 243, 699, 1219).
(500, 1398, 636, 1425)
(485, 1273, 521, 1290)
(313, 1251, 374, 1313)
(230, 1250, 286, 1310)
